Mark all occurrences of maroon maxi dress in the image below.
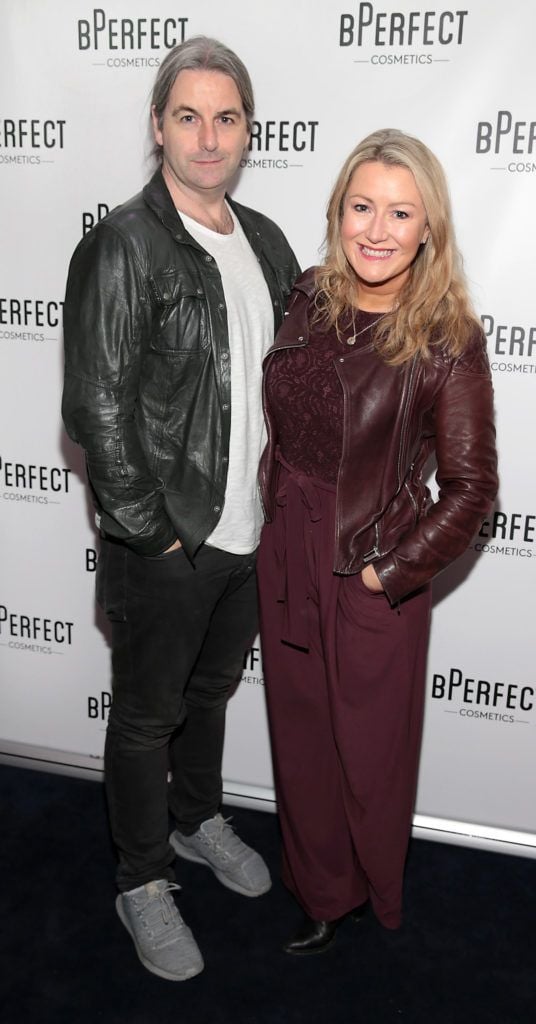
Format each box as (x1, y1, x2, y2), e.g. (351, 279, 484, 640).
(257, 312, 431, 929)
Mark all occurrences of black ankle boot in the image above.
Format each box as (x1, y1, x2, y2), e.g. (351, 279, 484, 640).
(348, 900, 368, 923)
(283, 915, 342, 955)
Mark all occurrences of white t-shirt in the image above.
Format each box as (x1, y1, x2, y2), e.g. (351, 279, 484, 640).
(180, 205, 274, 554)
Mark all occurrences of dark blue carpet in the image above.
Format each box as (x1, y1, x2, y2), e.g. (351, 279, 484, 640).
(1, 764, 534, 1023)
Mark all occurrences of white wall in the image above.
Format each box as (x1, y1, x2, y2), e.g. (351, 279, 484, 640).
(1, 0, 534, 856)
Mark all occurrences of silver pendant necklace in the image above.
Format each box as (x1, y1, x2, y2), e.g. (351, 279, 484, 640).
(345, 313, 386, 346)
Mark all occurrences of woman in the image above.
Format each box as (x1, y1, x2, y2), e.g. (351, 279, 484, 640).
(257, 129, 498, 954)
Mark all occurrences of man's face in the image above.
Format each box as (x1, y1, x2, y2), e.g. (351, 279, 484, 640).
(151, 68, 250, 202)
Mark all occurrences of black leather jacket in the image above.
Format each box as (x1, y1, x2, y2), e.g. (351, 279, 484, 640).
(260, 269, 498, 604)
(62, 170, 300, 557)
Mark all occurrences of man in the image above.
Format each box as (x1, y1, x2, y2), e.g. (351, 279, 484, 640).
(62, 36, 299, 982)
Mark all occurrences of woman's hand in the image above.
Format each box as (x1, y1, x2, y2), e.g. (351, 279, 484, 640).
(361, 563, 384, 592)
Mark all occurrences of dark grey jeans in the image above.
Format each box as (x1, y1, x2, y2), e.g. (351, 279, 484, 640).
(97, 538, 258, 892)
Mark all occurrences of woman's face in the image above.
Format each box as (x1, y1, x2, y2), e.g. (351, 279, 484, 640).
(340, 160, 430, 308)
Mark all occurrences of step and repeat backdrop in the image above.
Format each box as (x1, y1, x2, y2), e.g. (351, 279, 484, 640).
(1, 0, 535, 855)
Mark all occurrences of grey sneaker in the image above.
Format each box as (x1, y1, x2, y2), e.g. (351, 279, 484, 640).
(169, 814, 271, 897)
(116, 879, 204, 981)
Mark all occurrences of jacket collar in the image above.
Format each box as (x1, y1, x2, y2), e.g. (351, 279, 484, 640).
(265, 267, 318, 356)
(142, 168, 267, 261)
(291, 266, 317, 298)
(142, 168, 184, 235)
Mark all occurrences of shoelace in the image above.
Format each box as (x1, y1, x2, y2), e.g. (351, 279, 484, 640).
(141, 882, 182, 928)
(204, 815, 245, 855)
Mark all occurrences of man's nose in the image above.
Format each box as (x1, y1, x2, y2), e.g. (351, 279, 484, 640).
(198, 121, 218, 151)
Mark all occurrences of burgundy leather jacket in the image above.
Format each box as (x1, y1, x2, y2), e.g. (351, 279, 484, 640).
(259, 268, 498, 604)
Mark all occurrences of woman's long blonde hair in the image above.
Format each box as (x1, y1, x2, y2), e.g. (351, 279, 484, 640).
(315, 129, 480, 364)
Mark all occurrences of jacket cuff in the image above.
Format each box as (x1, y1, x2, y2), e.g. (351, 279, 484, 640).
(127, 526, 178, 557)
(99, 513, 178, 558)
(373, 553, 405, 606)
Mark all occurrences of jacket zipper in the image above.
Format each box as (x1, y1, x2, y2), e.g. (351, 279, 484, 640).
(397, 356, 418, 488)
(362, 523, 381, 562)
(404, 479, 418, 521)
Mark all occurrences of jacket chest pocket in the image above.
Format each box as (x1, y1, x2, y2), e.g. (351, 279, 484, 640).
(150, 271, 209, 354)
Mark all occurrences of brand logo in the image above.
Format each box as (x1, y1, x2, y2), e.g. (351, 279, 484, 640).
(241, 120, 319, 171)
(482, 314, 536, 375)
(0, 603, 74, 656)
(82, 202, 110, 236)
(339, 4, 468, 66)
(87, 690, 111, 719)
(86, 548, 97, 572)
(431, 665, 534, 725)
(77, 9, 189, 68)
(0, 456, 71, 505)
(242, 645, 264, 685)
(0, 118, 66, 166)
(471, 510, 534, 560)
(0, 297, 63, 343)
(476, 111, 536, 173)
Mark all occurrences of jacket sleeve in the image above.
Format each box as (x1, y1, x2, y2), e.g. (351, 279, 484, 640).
(374, 335, 498, 604)
(62, 223, 177, 555)
(270, 219, 301, 295)
(285, 246, 302, 299)
(254, 209, 301, 310)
